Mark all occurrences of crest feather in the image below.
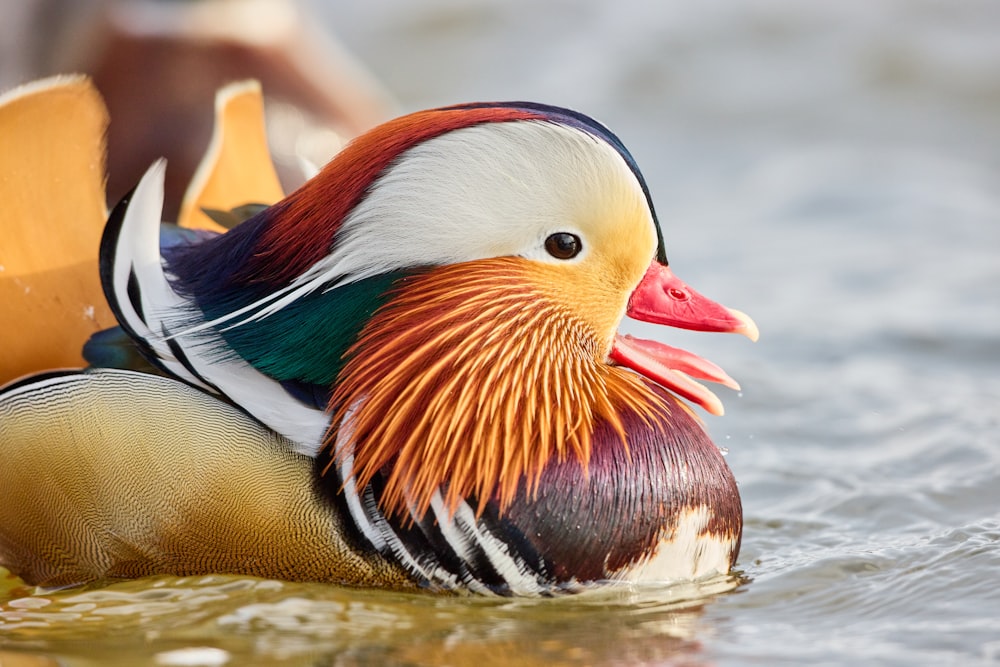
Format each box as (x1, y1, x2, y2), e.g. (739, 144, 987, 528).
(240, 106, 543, 287)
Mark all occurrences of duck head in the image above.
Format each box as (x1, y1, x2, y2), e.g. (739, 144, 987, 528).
(108, 101, 756, 590)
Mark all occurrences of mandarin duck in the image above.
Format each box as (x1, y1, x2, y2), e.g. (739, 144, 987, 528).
(0, 95, 757, 594)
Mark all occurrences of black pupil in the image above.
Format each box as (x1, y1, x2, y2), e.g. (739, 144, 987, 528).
(545, 233, 581, 259)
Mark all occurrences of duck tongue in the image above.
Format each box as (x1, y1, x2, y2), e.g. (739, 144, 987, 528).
(610, 262, 758, 415)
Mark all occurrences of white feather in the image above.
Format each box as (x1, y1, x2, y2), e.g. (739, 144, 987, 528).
(114, 163, 330, 455)
(328, 121, 634, 275)
(428, 491, 547, 595)
(114, 160, 213, 391)
(613, 506, 738, 583)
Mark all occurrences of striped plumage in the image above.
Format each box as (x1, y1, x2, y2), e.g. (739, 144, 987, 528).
(0, 100, 756, 594)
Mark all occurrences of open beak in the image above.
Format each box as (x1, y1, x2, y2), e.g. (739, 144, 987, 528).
(610, 262, 758, 416)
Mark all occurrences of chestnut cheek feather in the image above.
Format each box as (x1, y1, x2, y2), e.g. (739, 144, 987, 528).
(324, 258, 669, 522)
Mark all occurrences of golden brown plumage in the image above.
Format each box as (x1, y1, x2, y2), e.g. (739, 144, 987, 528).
(0, 370, 411, 589)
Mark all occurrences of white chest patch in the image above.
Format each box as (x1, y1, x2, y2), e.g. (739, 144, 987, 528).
(613, 505, 738, 584)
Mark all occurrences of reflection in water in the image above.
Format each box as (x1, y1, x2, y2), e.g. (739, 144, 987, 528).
(0, 568, 743, 665)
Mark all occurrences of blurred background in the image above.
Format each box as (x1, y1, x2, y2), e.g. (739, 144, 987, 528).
(2, 0, 999, 665)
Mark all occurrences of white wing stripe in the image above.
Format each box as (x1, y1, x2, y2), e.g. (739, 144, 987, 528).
(110, 161, 330, 455)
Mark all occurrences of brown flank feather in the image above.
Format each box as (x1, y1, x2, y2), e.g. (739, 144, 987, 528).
(324, 257, 665, 520)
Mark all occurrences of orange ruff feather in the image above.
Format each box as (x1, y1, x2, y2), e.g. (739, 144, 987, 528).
(325, 258, 666, 519)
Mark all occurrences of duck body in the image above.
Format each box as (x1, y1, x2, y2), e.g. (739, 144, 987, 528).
(0, 367, 737, 593)
(0, 369, 410, 590)
(0, 101, 754, 594)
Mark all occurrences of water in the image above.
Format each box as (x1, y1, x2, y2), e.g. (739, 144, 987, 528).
(3, 0, 1000, 664)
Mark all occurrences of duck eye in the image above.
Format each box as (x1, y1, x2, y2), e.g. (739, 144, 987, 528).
(544, 232, 582, 260)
